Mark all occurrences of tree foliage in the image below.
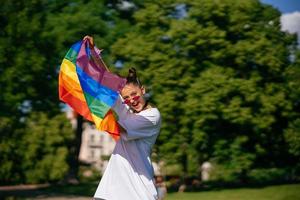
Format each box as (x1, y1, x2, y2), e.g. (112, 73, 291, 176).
(22, 112, 74, 183)
(1, 0, 299, 185)
(0, 0, 133, 184)
(111, 0, 300, 181)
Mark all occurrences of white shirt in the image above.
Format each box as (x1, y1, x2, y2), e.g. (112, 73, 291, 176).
(94, 96, 161, 200)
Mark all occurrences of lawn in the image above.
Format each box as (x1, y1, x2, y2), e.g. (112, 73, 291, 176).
(1, 183, 300, 200)
(165, 184, 300, 200)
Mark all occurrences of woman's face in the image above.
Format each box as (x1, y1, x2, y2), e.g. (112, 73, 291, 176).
(121, 83, 146, 113)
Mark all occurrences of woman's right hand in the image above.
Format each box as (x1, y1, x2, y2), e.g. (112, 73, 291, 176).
(83, 35, 94, 49)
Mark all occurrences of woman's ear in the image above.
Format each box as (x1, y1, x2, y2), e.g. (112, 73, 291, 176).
(141, 86, 146, 95)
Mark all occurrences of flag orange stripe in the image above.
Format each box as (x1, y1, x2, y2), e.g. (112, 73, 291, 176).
(59, 84, 93, 121)
(59, 71, 86, 102)
(92, 111, 120, 140)
(101, 110, 120, 140)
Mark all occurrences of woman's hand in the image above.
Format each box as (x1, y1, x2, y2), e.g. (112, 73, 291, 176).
(83, 35, 94, 49)
(83, 35, 110, 71)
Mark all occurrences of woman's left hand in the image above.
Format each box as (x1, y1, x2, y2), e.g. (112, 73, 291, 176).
(83, 35, 94, 49)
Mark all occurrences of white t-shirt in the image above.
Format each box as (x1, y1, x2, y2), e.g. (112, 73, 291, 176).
(94, 96, 161, 200)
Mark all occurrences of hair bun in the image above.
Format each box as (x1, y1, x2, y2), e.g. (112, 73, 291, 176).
(126, 67, 141, 86)
(128, 67, 137, 78)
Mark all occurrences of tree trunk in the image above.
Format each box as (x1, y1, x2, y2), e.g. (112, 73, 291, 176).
(66, 115, 83, 184)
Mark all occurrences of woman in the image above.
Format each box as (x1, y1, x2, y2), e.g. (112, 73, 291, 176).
(85, 36, 162, 200)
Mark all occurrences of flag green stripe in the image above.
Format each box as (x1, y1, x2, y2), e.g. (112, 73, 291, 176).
(65, 41, 82, 64)
(84, 92, 111, 118)
(65, 48, 78, 65)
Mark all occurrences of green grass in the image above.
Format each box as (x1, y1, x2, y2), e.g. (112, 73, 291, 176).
(165, 184, 300, 200)
(1, 183, 300, 200)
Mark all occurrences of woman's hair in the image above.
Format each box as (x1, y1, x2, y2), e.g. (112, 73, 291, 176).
(126, 67, 142, 86)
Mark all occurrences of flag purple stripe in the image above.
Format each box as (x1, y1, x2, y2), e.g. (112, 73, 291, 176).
(101, 70, 127, 92)
(76, 40, 126, 92)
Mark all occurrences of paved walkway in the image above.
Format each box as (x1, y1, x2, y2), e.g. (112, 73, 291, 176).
(0, 184, 50, 191)
(35, 196, 91, 200)
(0, 184, 93, 200)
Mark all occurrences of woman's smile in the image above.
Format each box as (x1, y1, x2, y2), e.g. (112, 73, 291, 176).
(132, 101, 139, 107)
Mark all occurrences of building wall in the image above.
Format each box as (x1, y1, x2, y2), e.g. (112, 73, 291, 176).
(79, 122, 116, 173)
(67, 108, 116, 173)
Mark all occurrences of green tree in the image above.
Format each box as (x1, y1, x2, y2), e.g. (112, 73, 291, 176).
(21, 112, 73, 183)
(0, 0, 135, 184)
(0, 116, 23, 184)
(111, 0, 299, 182)
(284, 49, 300, 178)
(43, 0, 135, 182)
(0, 0, 64, 185)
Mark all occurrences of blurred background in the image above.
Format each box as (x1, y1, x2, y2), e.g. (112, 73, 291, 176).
(1, 0, 300, 199)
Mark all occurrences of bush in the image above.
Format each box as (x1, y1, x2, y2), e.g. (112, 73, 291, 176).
(78, 165, 101, 182)
(247, 168, 289, 185)
(21, 112, 73, 184)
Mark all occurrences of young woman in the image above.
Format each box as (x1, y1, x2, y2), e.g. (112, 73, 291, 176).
(84, 36, 162, 200)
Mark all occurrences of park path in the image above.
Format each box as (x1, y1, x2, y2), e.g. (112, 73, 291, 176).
(0, 184, 93, 200)
(35, 196, 90, 200)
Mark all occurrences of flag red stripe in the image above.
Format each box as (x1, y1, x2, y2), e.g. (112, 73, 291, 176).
(59, 84, 93, 121)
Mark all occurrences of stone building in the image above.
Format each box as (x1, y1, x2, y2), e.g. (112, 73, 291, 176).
(66, 108, 116, 173)
(79, 123, 116, 173)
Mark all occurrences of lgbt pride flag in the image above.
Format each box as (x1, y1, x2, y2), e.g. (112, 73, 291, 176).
(59, 39, 126, 140)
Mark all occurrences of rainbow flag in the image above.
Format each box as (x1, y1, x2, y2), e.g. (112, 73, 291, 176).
(59, 39, 126, 140)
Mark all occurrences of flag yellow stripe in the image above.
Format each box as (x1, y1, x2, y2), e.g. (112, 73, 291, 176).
(60, 58, 80, 84)
(59, 72, 86, 102)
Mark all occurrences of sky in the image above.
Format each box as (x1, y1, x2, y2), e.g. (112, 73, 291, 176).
(261, 0, 300, 13)
(261, 0, 300, 45)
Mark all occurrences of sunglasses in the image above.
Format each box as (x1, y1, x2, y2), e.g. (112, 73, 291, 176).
(123, 95, 140, 105)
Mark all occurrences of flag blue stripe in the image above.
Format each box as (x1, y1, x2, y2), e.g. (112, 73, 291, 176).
(76, 66, 118, 107)
(71, 41, 82, 53)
